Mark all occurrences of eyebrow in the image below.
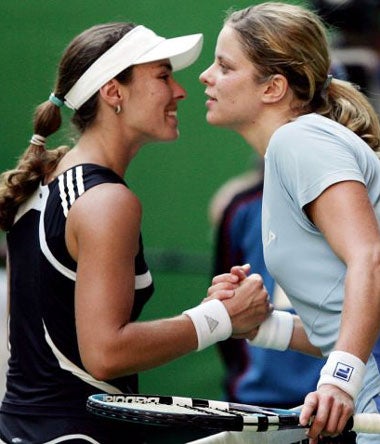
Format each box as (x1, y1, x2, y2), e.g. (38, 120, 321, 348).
(157, 62, 173, 72)
(216, 55, 231, 64)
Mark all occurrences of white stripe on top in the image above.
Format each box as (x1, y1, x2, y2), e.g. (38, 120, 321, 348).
(44, 435, 101, 444)
(43, 322, 122, 395)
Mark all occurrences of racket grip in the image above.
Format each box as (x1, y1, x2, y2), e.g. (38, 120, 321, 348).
(350, 413, 380, 434)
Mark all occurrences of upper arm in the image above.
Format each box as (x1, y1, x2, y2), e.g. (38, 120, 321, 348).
(305, 181, 380, 359)
(305, 180, 380, 264)
(65, 183, 142, 360)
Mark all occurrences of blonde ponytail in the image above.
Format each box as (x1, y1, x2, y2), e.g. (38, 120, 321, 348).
(320, 78, 380, 152)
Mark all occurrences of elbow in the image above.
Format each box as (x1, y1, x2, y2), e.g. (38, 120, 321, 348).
(82, 354, 116, 381)
(84, 361, 116, 382)
(80, 346, 135, 382)
(368, 245, 380, 276)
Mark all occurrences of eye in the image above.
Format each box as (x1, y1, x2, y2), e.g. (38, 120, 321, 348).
(160, 74, 170, 81)
(158, 71, 172, 83)
(218, 61, 230, 74)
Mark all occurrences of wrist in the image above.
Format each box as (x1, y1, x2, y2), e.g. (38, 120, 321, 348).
(247, 310, 294, 351)
(317, 350, 366, 400)
(183, 299, 232, 351)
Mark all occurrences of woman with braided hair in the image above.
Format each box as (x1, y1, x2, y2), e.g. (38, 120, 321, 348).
(0, 21, 271, 443)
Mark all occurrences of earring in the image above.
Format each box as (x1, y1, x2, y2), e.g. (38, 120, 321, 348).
(114, 104, 122, 114)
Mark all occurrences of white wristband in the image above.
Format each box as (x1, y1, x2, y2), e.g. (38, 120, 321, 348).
(247, 310, 294, 351)
(317, 350, 366, 400)
(183, 299, 232, 351)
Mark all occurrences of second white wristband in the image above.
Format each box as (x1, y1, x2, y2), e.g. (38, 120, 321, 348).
(317, 350, 366, 400)
(183, 299, 232, 351)
(247, 310, 294, 351)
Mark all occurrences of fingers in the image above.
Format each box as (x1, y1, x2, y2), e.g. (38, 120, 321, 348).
(211, 272, 240, 286)
(207, 280, 238, 300)
(246, 273, 264, 283)
(300, 386, 354, 441)
(203, 289, 235, 303)
(227, 274, 272, 335)
(299, 392, 317, 428)
(208, 265, 252, 299)
(230, 263, 251, 281)
(208, 269, 271, 337)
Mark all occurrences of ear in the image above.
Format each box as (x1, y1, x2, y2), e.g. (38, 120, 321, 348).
(99, 79, 126, 107)
(261, 74, 289, 104)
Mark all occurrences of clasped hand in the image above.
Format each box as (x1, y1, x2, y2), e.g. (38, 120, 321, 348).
(205, 264, 273, 340)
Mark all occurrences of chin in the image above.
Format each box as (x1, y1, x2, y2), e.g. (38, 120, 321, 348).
(159, 131, 180, 142)
(206, 115, 226, 127)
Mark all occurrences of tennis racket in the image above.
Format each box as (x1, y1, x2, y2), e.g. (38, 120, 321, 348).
(86, 393, 380, 434)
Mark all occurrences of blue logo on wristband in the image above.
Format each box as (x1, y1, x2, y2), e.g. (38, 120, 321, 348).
(333, 362, 354, 382)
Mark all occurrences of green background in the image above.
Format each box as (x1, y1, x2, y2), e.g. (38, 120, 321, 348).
(0, 0, 299, 400)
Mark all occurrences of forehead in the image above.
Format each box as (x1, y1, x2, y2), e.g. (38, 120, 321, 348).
(215, 25, 251, 66)
(133, 59, 172, 74)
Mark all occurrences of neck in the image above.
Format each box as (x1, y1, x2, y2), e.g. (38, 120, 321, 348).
(52, 129, 142, 180)
(242, 106, 300, 156)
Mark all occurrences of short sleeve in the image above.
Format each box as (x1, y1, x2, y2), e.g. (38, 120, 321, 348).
(268, 120, 365, 209)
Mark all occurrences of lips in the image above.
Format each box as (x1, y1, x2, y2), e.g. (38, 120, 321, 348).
(205, 90, 216, 101)
(165, 109, 179, 128)
(204, 91, 217, 109)
(166, 110, 177, 118)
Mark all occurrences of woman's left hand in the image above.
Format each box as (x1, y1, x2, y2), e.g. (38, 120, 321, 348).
(299, 384, 354, 443)
(204, 264, 251, 302)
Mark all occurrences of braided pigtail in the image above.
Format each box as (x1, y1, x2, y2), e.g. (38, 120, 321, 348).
(0, 96, 69, 231)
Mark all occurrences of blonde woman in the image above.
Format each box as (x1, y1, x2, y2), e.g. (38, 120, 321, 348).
(200, 3, 380, 443)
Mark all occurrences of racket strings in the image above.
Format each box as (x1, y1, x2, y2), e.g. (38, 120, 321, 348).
(176, 404, 240, 418)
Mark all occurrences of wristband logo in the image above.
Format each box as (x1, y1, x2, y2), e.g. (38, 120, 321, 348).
(333, 361, 354, 382)
(205, 315, 218, 333)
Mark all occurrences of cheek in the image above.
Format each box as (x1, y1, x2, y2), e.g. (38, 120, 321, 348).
(218, 78, 247, 106)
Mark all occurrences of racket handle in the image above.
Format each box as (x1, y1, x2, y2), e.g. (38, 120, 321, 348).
(350, 413, 380, 434)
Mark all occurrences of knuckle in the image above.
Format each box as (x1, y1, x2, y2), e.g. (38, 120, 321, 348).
(248, 273, 263, 284)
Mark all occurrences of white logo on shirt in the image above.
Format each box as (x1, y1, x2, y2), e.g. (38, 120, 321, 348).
(266, 230, 276, 246)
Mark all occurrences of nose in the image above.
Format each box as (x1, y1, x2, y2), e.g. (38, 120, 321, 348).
(199, 64, 213, 85)
(172, 79, 187, 101)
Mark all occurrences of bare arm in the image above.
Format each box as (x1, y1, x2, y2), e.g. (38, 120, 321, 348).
(300, 180, 380, 441)
(67, 183, 196, 379)
(66, 183, 270, 380)
(307, 181, 380, 361)
(288, 315, 322, 357)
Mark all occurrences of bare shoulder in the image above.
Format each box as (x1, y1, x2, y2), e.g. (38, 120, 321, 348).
(70, 182, 141, 220)
(66, 183, 142, 259)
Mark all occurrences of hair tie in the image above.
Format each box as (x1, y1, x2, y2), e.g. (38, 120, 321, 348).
(30, 134, 46, 147)
(49, 93, 65, 108)
(323, 74, 333, 90)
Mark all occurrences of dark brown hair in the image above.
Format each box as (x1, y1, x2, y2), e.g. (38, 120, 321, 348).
(0, 22, 136, 231)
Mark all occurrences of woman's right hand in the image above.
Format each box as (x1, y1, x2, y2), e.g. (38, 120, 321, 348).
(227, 273, 272, 339)
(206, 269, 272, 340)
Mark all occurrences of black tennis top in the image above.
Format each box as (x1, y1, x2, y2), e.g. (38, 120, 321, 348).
(1, 164, 154, 417)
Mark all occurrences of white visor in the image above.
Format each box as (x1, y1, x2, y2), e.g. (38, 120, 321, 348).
(64, 25, 203, 110)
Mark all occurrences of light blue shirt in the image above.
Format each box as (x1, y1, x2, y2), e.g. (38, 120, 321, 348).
(263, 113, 380, 354)
(262, 114, 380, 427)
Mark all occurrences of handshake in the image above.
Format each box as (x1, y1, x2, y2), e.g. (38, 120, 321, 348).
(183, 264, 294, 352)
